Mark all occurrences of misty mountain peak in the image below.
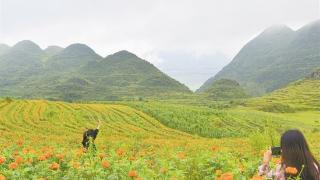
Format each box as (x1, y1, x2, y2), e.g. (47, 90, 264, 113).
(61, 43, 98, 57)
(260, 24, 293, 36)
(12, 40, 43, 53)
(44, 46, 64, 56)
(297, 19, 320, 34)
(0, 44, 10, 55)
(112, 50, 138, 58)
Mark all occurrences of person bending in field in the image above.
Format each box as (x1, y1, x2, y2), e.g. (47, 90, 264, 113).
(82, 119, 101, 150)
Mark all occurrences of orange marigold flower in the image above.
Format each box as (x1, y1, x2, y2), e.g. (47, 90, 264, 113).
(17, 139, 24, 146)
(99, 153, 106, 160)
(0, 156, 6, 164)
(56, 154, 65, 160)
(38, 155, 46, 161)
(11, 151, 19, 157)
(219, 172, 233, 180)
(49, 162, 60, 170)
(160, 167, 168, 173)
(211, 146, 218, 151)
(176, 152, 185, 160)
(102, 160, 110, 169)
(27, 158, 33, 164)
(15, 156, 24, 164)
(128, 170, 138, 177)
(285, 167, 298, 175)
(117, 148, 125, 157)
(72, 162, 81, 169)
(128, 156, 136, 161)
(9, 162, 18, 170)
(44, 151, 53, 159)
(0, 174, 6, 180)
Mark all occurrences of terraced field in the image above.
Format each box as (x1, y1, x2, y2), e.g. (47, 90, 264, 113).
(0, 99, 319, 179)
(0, 100, 196, 146)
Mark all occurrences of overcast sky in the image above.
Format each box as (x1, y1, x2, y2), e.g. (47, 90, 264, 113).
(0, 0, 319, 90)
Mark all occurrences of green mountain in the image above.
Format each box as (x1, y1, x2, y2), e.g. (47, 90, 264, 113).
(247, 69, 320, 112)
(0, 41, 191, 101)
(0, 44, 10, 55)
(44, 45, 63, 57)
(198, 20, 320, 96)
(202, 79, 248, 100)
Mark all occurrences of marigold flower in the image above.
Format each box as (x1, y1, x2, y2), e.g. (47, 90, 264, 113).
(44, 151, 53, 159)
(128, 156, 136, 161)
(72, 162, 81, 169)
(211, 146, 218, 151)
(9, 162, 18, 170)
(49, 162, 60, 170)
(0, 156, 6, 164)
(56, 154, 65, 160)
(102, 160, 110, 169)
(17, 139, 24, 146)
(99, 153, 106, 160)
(117, 148, 125, 157)
(160, 167, 168, 173)
(219, 172, 233, 180)
(128, 170, 138, 177)
(27, 158, 33, 164)
(0, 174, 6, 180)
(285, 166, 298, 175)
(15, 156, 24, 164)
(176, 152, 185, 159)
(11, 151, 19, 157)
(38, 155, 46, 161)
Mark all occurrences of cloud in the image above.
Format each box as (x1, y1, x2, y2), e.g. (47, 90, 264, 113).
(0, 0, 318, 89)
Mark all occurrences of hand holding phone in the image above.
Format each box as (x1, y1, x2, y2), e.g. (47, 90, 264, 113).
(271, 146, 281, 156)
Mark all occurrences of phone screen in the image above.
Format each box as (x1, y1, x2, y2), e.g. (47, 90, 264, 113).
(271, 146, 281, 156)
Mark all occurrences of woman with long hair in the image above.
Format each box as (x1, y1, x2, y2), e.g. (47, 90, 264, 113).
(259, 129, 320, 180)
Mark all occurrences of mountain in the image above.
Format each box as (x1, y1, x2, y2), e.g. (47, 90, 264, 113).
(44, 46, 63, 57)
(198, 20, 320, 96)
(0, 40, 44, 80)
(75, 50, 191, 100)
(0, 44, 10, 55)
(247, 69, 320, 112)
(0, 41, 191, 101)
(46, 43, 103, 71)
(202, 79, 248, 100)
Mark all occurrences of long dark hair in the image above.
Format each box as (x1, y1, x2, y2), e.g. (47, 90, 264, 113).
(281, 130, 320, 180)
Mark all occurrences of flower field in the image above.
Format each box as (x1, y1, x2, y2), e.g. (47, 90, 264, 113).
(0, 99, 319, 179)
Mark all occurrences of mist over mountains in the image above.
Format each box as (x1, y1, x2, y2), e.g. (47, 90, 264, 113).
(0, 41, 190, 101)
(198, 20, 320, 96)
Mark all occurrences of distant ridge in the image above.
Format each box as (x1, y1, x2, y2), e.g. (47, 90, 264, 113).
(198, 20, 320, 96)
(0, 41, 191, 101)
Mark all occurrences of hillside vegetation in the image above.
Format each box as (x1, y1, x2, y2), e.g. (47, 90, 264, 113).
(201, 79, 248, 100)
(199, 20, 320, 96)
(0, 41, 190, 101)
(247, 71, 320, 112)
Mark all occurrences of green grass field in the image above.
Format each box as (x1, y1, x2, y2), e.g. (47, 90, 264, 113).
(0, 91, 319, 179)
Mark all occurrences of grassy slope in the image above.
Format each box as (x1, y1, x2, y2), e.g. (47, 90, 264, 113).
(246, 79, 320, 112)
(0, 100, 197, 146)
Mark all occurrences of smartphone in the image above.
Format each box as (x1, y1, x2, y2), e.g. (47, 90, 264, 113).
(271, 146, 281, 156)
